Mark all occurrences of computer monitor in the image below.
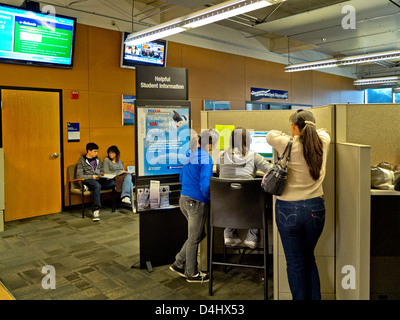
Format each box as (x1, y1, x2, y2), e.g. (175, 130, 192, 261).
(249, 131, 273, 160)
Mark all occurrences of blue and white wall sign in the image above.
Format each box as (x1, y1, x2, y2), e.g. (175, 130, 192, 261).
(251, 87, 288, 101)
(67, 122, 80, 142)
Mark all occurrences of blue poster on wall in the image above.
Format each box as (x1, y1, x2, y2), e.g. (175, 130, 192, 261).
(122, 95, 135, 125)
(251, 87, 288, 101)
(137, 106, 190, 177)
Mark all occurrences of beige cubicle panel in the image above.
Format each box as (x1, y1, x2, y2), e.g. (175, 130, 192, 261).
(201, 105, 336, 300)
(335, 143, 371, 300)
(335, 103, 400, 165)
(334, 103, 400, 300)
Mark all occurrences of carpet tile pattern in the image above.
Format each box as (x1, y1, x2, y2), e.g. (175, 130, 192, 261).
(0, 208, 271, 300)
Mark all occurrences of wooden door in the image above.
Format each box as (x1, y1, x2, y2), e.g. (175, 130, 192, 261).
(1, 89, 62, 221)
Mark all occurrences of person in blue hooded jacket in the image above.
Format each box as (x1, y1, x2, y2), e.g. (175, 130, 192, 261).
(170, 129, 219, 283)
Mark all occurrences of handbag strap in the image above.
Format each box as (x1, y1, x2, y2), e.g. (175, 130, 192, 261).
(277, 140, 293, 166)
(285, 140, 293, 162)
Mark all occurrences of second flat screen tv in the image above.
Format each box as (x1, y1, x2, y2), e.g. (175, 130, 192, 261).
(121, 32, 167, 69)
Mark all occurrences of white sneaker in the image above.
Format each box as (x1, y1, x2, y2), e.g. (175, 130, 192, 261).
(186, 271, 209, 283)
(224, 237, 242, 246)
(121, 197, 131, 205)
(244, 240, 257, 249)
(92, 210, 100, 222)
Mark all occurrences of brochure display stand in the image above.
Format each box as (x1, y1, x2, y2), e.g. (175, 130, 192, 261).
(134, 66, 191, 271)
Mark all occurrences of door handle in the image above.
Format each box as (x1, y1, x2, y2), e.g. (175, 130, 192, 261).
(50, 152, 60, 159)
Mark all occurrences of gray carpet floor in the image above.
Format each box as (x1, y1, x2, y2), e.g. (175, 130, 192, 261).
(0, 207, 271, 300)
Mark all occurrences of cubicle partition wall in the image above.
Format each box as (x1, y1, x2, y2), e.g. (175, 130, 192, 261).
(335, 142, 371, 300)
(202, 103, 400, 300)
(336, 103, 400, 165)
(335, 103, 400, 300)
(201, 105, 336, 300)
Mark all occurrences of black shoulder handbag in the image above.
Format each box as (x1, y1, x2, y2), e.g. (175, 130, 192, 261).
(261, 140, 292, 196)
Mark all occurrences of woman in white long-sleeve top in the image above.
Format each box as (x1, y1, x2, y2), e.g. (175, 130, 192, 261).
(266, 109, 331, 300)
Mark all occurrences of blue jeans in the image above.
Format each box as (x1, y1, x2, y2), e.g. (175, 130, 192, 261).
(275, 196, 325, 300)
(121, 174, 133, 201)
(83, 178, 115, 211)
(175, 195, 208, 276)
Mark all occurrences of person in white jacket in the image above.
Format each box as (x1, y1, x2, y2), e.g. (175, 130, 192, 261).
(266, 109, 331, 300)
(217, 127, 273, 249)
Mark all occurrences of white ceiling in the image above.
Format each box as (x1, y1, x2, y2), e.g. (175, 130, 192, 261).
(2, 0, 400, 84)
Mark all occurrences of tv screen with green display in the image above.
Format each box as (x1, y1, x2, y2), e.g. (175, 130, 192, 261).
(0, 3, 76, 68)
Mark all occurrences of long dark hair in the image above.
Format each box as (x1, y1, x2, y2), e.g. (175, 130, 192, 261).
(290, 110, 323, 180)
(107, 145, 120, 163)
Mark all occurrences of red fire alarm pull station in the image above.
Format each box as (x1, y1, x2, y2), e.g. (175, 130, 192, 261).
(71, 91, 79, 99)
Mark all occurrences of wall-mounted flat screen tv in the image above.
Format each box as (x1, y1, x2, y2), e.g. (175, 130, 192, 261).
(121, 32, 167, 69)
(0, 3, 76, 68)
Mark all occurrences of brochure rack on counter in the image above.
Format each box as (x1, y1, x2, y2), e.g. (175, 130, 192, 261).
(134, 66, 190, 271)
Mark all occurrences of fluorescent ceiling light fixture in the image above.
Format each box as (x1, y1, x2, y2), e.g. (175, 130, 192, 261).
(340, 50, 400, 66)
(127, 27, 187, 46)
(285, 50, 400, 72)
(353, 76, 400, 86)
(125, 0, 279, 46)
(183, 0, 272, 29)
(284, 59, 339, 72)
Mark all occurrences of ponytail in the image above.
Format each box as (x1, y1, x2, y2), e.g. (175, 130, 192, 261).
(290, 111, 323, 180)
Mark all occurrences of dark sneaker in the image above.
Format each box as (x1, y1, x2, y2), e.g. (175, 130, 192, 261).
(169, 264, 186, 278)
(186, 271, 209, 283)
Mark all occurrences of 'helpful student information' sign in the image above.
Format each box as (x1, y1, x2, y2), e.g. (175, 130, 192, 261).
(135, 66, 188, 100)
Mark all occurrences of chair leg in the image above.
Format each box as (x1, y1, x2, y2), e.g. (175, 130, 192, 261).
(238, 248, 248, 265)
(209, 226, 214, 296)
(223, 239, 227, 274)
(112, 188, 116, 212)
(81, 189, 85, 218)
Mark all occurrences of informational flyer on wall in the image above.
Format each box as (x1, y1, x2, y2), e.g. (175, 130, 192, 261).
(122, 95, 135, 125)
(67, 122, 80, 142)
(215, 124, 235, 150)
(137, 106, 190, 177)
